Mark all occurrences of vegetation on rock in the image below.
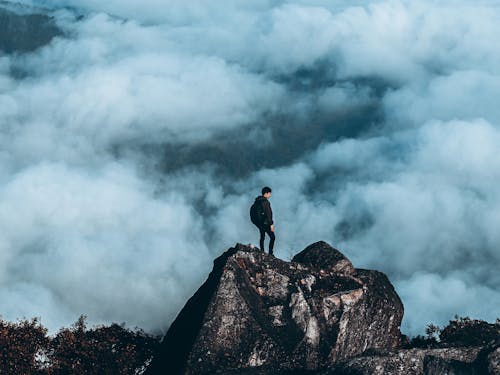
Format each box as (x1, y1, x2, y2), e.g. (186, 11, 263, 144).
(406, 315, 500, 349)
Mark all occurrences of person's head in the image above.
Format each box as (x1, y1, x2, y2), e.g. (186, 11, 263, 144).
(262, 186, 272, 198)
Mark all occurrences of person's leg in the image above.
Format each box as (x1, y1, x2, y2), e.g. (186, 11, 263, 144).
(259, 226, 266, 252)
(265, 226, 275, 255)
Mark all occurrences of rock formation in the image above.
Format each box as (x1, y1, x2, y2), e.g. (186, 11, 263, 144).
(146, 241, 404, 374)
(322, 308, 500, 374)
(325, 346, 484, 374)
(145, 241, 499, 374)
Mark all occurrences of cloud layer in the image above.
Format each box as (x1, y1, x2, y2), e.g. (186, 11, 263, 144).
(1, 0, 499, 336)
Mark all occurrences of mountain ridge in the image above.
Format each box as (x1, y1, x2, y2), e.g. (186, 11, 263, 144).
(0, 2, 62, 54)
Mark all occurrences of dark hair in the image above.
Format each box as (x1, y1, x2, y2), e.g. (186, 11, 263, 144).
(262, 186, 272, 195)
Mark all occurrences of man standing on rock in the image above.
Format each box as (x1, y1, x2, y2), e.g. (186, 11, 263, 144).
(250, 186, 275, 255)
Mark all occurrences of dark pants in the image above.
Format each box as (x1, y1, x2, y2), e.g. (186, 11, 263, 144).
(259, 225, 275, 254)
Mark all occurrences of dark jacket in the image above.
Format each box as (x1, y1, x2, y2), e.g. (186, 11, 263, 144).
(255, 196, 273, 226)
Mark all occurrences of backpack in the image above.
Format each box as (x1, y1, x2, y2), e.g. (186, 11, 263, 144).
(250, 200, 265, 226)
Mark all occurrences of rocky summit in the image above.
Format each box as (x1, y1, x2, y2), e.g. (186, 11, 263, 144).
(145, 241, 500, 374)
(146, 241, 404, 374)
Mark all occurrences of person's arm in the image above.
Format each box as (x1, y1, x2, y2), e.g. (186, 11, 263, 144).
(263, 200, 273, 226)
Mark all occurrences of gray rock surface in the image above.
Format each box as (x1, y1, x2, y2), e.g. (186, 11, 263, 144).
(145, 241, 499, 374)
(325, 347, 482, 374)
(326, 342, 500, 375)
(489, 347, 500, 374)
(146, 241, 403, 374)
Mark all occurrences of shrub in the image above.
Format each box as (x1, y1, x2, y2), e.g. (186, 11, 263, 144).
(0, 317, 49, 374)
(0, 315, 160, 374)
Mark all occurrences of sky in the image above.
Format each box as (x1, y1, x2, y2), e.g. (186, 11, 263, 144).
(1, 0, 499, 337)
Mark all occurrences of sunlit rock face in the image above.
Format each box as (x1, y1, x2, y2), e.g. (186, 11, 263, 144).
(146, 241, 404, 374)
(0, 3, 61, 54)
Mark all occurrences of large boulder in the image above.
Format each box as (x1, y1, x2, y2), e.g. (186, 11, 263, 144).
(324, 343, 500, 375)
(146, 241, 404, 374)
(325, 347, 483, 375)
(488, 346, 500, 374)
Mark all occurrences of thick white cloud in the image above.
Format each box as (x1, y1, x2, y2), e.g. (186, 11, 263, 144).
(385, 70, 500, 127)
(399, 272, 500, 335)
(0, 161, 212, 332)
(1, 0, 499, 338)
(2, 13, 284, 161)
(303, 118, 500, 332)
